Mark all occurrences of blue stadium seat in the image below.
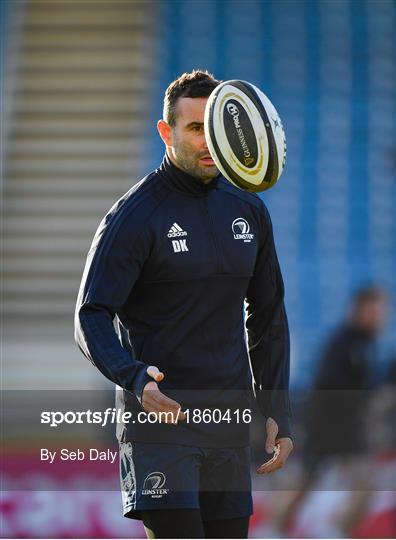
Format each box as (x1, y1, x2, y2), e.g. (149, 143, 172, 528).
(150, 0, 395, 386)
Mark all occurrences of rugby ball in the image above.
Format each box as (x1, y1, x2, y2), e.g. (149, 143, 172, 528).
(204, 80, 286, 192)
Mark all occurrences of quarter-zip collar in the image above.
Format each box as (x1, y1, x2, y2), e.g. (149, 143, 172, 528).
(160, 152, 219, 197)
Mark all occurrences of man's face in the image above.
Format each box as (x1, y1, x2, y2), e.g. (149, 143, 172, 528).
(168, 97, 219, 182)
(356, 297, 388, 335)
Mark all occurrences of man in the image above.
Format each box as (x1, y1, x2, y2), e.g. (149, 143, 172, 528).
(75, 70, 293, 539)
(275, 285, 388, 537)
(305, 285, 387, 462)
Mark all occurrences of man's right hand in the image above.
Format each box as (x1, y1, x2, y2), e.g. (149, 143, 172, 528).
(141, 365, 186, 424)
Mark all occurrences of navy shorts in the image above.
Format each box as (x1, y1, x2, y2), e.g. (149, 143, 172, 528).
(119, 441, 253, 521)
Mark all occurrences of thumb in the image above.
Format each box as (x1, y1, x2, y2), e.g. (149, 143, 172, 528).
(265, 417, 279, 453)
(146, 365, 165, 383)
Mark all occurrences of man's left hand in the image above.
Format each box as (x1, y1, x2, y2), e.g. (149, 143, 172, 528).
(256, 417, 293, 474)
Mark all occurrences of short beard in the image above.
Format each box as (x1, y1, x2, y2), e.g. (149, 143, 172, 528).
(171, 138, 219, 182)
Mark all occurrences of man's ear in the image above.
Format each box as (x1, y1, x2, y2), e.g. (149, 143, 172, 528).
(157, 119, 173, 147)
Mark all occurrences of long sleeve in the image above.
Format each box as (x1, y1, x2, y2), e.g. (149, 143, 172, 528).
(245, 203, 292, 439)
(74, 200, 153, 400)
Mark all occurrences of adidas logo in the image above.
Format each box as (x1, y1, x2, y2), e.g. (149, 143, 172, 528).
(167, 222, 188, 238)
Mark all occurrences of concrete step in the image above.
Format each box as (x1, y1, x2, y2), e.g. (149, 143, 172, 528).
(3, 266, 85, 282)
(3, 298, 77, 320)
(16, 65, 155, 77)
(21, 28, 149, 48)
(3, 315, 76, 340)
(4, 285, 78, 297)
(24, 3, 150, 28)
(18, 49, 153, 70)
(4, 0, 156, 324)
(5, 194, 115, 215)
(3, 340, 100, 390)
(7, 138, 141, 155)
(16, 73, 149, 93)
(12, 93, 151, 113)
(4, 176, 132, 194)
(3, 236, 91, 255)
(4, 177, 132, 195)
(10, 119, 141, 135)
(4, 216, 101, 235)
(13, 109, 150, 121)
(6, 157, 142, 175)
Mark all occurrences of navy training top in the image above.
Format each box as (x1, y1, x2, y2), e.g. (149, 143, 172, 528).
(74, 154, 292, 447)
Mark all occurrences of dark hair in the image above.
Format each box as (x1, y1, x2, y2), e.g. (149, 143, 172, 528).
(163, 69, 220, 126)
(352, 285, 386, 308)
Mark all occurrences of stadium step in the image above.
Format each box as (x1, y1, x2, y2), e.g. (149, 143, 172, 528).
(3, 0, 157, 323)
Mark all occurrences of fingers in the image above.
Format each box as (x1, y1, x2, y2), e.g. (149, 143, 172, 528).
(143, 388, 186, 424)
(145, 387, 183, 414)
(257, 444, 281, 474)
(265, 417, 279, 453)
(147, 365, 164, 382)
(141, 378, 186, 424)
(257, 437, 294, 475)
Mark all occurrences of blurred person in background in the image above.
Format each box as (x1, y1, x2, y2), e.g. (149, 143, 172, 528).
(274, 285, 388, 537)
(305, 285, 387, 459)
